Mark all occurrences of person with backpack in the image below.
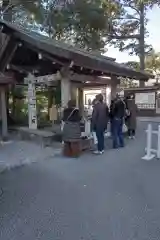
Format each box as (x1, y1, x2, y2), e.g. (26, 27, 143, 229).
(111, 94, 126, 149)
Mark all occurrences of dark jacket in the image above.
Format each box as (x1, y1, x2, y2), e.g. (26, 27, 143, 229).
(111, 99, 125, 119)
(126, 99, 138, 130)
(109, 100, 115, 120)
(91, 102, 109, 131)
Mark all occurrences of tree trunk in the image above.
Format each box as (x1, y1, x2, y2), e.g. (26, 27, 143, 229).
(139, 2, 145, 87)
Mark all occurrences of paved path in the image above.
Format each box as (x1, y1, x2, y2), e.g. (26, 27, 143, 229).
(0, 141, 61, 172)
(0, 121, 160, 239)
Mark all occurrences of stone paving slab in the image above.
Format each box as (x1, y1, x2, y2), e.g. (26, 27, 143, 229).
(0, 140, 62, 173)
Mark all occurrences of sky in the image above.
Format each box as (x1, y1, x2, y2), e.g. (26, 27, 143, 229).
(105, 6, 160, 63)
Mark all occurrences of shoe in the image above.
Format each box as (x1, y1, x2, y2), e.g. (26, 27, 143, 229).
(93, 150, 104, 155)
(131, 136, 135, 139)
(99, 150, 104, 154)
(128, 136, 132, 139)
(93, 150, 100, 154)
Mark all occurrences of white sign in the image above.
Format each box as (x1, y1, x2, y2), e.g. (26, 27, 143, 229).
(24, 72, 61, 84)
(135, 92, 155, 105)
(28, 83, 37, 129)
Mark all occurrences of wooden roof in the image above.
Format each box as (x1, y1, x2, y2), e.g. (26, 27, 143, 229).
(0, 20, 154, 81)
(124, 86, 159, 91)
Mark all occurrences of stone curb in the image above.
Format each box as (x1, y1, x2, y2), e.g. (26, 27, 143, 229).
(0, 149, 62, 174)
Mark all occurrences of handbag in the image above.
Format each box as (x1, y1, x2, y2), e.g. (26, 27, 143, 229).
(92, 131, 98, 144)
(122, 123, 128, 133)
(125, 109, 131, 117)
(61, 108, 77, 131)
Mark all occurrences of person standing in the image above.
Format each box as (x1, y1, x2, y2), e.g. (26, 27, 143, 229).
(90, 98, 98, 148)
(126, 95, 138, 139)
(111, 95, 126, 149)
(91, 94, 109, 154)
(109, 99, 115, 137)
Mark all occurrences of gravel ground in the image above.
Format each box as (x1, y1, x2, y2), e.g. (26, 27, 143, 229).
(0, 120, 160, 239)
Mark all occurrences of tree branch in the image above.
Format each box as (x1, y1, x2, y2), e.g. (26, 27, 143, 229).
(107, 34, 140, 40)
(1, 3, 14, 16)
(113, 17, 140, 21)
(124, 4, 140, 14)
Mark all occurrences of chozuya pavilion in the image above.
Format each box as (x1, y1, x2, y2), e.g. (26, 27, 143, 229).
(0, 20, 153, 141)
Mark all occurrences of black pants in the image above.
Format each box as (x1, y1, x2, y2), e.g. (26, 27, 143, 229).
(112, 118, 124, 148)
(128, 129, 135, 137)
(95, 128, 104, 151)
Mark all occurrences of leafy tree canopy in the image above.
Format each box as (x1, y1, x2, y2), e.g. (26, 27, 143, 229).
(123, 50, 160, 75)
(0, 0, 159, 53)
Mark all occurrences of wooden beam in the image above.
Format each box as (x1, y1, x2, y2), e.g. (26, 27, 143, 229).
(70, 73, 111, 83)
(0, 37, 18, 72)
(25, 43, 66, 66)
(82, 83, 108, 88)
(0, 33, 10, 60)
(9, 64, 28, 74)
(41, 52, 65, 66)
(10, 66, 111, 86)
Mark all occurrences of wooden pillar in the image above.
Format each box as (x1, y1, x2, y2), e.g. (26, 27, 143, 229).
(61, 77, 71, 109)
(1, 87, 8, 140)
(111, 76, 119, 100)
(106, 86, 111, 106)
(101, 87, 107, 103)
(78, 88, 84, 116)
(71, 84, 78, 106)
(60, 67, 71, 111)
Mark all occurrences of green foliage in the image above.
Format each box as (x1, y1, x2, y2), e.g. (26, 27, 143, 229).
(108, 0, 153, 56)
(43, 0, 123, 51)
(120, 49, 160, 87)
(122, 61, 140, 70)
(123, 50, 160, 75)
(1, 0, 159, 56)
(120, 77, 138, 88)
(12, 86, 24, 98)
(11, 0, 45, 25)
(1, 0, 123, 51)
(145, 50, 160, 75)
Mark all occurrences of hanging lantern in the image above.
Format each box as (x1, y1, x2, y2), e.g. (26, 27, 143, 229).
(38, 53, 42, 59)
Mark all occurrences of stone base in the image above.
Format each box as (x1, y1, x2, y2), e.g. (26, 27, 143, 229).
(17, 127, 56, 147)
(81, 137, 91, 151)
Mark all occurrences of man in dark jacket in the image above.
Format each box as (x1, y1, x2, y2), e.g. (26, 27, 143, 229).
(109, 99, 115, 136)
(91, 94, 109, 154)
(111, 95, 126, 149)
